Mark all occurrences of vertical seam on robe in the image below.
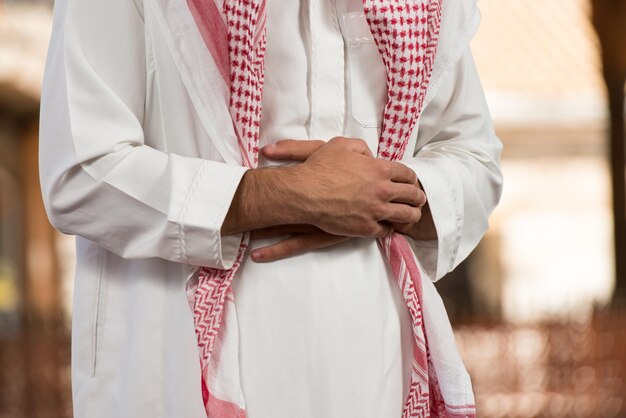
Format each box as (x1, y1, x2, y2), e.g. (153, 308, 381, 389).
(329, 0, 345, 137)
(177, 161, 208, 263)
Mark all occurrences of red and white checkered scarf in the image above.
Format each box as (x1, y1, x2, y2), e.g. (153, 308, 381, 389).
(183, 0, 477, 416)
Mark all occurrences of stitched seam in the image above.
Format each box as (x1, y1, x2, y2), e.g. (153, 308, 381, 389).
(340, 12, 381, 129)
(145, 21, 170, 155)
(177, 161, 208, 263)
(342, 12, 380, 130)
(91, 246, 106, 377)
(145, 14, 169, 154)
(309, 0, 319, 136)
(152, 69, 170, 154)
(347, 37, 375, 45)
(444, 170, 463, 273)
(329, 0, 345, 136)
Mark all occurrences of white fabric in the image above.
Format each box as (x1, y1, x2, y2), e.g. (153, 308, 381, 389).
(38, 0, 502, 416)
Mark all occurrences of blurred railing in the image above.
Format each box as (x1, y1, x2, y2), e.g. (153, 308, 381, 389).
(457, 308, 626, 417)
(1, 312, 623, 418)
(0, 321, 71, 418)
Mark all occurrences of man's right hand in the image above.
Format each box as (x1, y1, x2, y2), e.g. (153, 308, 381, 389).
(221, 137, 426, 238)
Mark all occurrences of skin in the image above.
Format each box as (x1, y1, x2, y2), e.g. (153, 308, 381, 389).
(221, 137, 437, 262)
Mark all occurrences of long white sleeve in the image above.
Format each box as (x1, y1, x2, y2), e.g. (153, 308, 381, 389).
(402, 47, 503, 282)
(38, 0, 247, 269)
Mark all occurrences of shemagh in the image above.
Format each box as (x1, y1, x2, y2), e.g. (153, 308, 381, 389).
(181, 0, 477, 416)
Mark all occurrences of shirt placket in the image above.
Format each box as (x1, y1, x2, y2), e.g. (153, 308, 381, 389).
(308, 0, 346, 140)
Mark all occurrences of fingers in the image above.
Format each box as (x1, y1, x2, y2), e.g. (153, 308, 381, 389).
(387, 161, 418, 185)
(388, 183, 427, 207)
(262, 137, 374, 161)
(250, 231, 352, 262)
(249, 224, 318, 240)
(262, 139, 325, 161)
(329, 136, 374, 157)
(379, 203, 423, 224)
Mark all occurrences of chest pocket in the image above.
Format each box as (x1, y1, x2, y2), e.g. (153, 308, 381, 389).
(340, 12, 388, 129)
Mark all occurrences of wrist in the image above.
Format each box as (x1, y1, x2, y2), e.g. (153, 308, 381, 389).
(221, 165, 311, 235)
(277, 164, 320, 225)
(247, 166, 304, 227)
(263, 164, 322, 226)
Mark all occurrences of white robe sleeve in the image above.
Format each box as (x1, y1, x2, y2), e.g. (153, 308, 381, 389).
(401, 47, 504, 282)
(38, 0, 247, 269)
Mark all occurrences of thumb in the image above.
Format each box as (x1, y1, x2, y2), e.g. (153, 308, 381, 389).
(262, 139, 325, 161)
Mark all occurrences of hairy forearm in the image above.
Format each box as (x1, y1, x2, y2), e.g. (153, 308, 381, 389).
(221, 166, 306, 235)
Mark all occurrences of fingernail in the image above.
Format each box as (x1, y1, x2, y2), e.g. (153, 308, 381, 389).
(251, 250, 263, 261)
(263, 143, 276, 153)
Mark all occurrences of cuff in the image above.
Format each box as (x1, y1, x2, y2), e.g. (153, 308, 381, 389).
(401, 157, 462, 282)
(175, 159, 249, 269)
(219, 232, 245, 269)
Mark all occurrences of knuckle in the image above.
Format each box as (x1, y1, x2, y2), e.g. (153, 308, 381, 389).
(371, 162, 386, 179)
(353, 137, 368, 148)
(370, 224, 384, 237)
(393, 163, 412, 183)
(404, 166, 417, 184)
(411, 208, 423, 223)
(398, 206, 412, 222)
(289, 236, 306, 251)
(416, 189, 427, 206)
(281, 141, 295, 155)
(378, 162, 393, 179)
(353, 138, 374, 156)
(282, 139, 295, 148)
(370, 202, 386, 219)
(377, 184, 393, 201)
(360, 222, 377, 237)
(399, 165, 413, 183)
(375, 225, 391, 238)
(401, 206, 418, 223)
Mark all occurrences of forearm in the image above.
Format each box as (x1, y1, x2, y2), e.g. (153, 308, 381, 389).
(221, 166, 306, 235)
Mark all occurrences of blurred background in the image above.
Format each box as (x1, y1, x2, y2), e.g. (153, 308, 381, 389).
(0, 0, 625, 417)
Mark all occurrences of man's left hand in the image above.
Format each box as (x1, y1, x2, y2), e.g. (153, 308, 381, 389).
(249, 224, 352, 262)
